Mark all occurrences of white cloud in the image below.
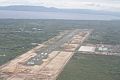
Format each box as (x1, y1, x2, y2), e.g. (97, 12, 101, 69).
(0, 0, 120, 12)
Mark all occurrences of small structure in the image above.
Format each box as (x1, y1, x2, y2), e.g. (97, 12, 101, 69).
(98, 47, 108, 51)
(78, 46, 96, 53)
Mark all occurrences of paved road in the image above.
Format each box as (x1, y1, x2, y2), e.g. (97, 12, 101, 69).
(25, 29, 80, 65)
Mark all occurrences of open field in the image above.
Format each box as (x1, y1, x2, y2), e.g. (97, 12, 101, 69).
(57, 53, 120, 80)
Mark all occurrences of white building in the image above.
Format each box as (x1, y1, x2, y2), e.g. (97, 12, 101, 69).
(78, 46, 96, 53)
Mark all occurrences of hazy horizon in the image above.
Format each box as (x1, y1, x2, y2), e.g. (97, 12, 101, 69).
(0, 0, 120, 12)
(0, 0, 120, 20)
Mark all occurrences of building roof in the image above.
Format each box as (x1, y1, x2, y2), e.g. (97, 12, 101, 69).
(78, 46, 96, 52)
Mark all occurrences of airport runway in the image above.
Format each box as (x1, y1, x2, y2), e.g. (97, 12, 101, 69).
(26, 29, 80, 65)
(0, 29, 91, 80)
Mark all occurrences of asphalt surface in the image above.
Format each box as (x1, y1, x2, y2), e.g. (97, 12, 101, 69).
(26, 29, 80, 65)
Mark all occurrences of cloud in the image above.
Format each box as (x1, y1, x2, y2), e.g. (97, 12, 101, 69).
(0, 0, 120, 12)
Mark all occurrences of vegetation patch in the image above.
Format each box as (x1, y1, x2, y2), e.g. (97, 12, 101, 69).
(58, 53, 120, 80)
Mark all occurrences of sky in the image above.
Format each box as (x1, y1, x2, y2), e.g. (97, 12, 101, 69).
(0, 0, 120, 12)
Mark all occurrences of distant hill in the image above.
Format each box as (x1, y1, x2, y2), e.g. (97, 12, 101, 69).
(0, 5, 120, 20)
(0, 5, 58, 12)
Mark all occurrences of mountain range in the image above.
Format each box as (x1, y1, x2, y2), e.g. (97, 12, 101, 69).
(0, 5, 120, 20)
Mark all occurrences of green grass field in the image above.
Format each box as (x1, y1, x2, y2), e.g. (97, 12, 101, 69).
(57, 54, 120, 80)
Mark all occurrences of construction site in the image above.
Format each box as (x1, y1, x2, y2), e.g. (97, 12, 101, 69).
(0, 29, 91, 80)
